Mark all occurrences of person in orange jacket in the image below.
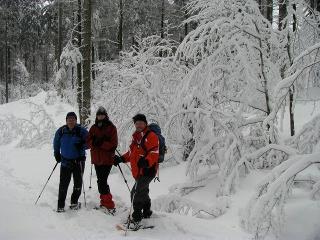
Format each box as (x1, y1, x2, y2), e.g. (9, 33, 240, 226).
(114, 114, 159, 223)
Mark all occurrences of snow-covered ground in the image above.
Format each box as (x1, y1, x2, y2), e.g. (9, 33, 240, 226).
(0, 92, 319, 240)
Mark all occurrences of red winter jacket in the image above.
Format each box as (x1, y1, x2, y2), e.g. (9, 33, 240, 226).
(87, 120, 118, 166)
(122, 127, 159, 179)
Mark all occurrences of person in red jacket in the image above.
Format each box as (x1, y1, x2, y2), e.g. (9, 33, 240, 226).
(87, 107, 118, 212)
(114, 114, 159, 223)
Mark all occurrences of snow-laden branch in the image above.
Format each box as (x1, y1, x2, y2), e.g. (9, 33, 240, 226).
(287, 113, 320, 154)
(241, 152, 320, 239)
(218, 144, 298, 196)
(153, 193, 230, 219)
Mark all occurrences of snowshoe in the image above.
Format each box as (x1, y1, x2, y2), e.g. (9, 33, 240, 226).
(69, 202, 81, 210)
(56, 207, 65, 213)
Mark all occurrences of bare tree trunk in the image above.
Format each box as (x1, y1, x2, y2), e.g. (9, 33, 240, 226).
(92, 44, 95, 81)
(5, 17, 9, 103)
(257, 0, 273, 23)
(266, 0, 273, 23)
(117, 0, 123, 53)
(77, 0, 83, 122)
(279, 0, 295, 136)
(184, 0, 188, 38)
(160, 0, 165, 39)
(82, 0, 92, 126)
(58, 0, 62, 69)
(288, 2, 296, 136)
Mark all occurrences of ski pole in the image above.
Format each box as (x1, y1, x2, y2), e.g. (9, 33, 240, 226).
(117, 164, 131, 193)
(115, 149, 122, 157)
(35, 162, 58, 205)
(126, 180, 138, 236)
(89, 164, 93, 189)
(115, 149, 131, 193)
(79, 162, 87, 207)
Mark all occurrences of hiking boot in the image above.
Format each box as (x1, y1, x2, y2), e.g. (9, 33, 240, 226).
(143, 209, 153, 219)
(128, 218, 141, 230)
(69, 202, 81, 210)
(99, 206, 116, 215)
(56, 207, 65, 213)
(132, 209, 143, 223)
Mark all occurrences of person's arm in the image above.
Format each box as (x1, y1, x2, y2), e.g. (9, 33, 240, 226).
(81, 128, 89, 150)
(53, 128, 61, 154)
(122, 140, 135, 163)
(86, 127, 94, 149)
(100, 126, 118, 152)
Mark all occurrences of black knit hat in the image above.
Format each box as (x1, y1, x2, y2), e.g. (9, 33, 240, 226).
(133, 113, 147, 124)
(66, 112, 77, 120)
(96, 106, 108, 117)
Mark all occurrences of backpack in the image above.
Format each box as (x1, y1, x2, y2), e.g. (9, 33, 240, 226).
(141, 123, 167, 163)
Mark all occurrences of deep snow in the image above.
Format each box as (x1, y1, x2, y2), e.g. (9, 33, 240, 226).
(0, 91, 319, 240)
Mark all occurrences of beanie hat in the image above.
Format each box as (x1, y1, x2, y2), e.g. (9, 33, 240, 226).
(132, 114, 147, 124)
(96, 106, 108, 117)
(66, 112, 77, 120)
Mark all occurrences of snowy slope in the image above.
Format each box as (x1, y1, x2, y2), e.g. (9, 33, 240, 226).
(0, 92, 319, 240)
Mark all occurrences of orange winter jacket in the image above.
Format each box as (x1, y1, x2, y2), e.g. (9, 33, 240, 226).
(122, 127, 159, 179)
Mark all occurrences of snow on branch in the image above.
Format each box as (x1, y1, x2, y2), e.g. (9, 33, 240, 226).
(241, 152, 320, 239)
(287, 113, 320, 154)
(311, 179, 320, 200)
(169, 169, 219, 196)
(0, 102, 56, 148)
(152, 193, 230, 219)
(218, 144, 298, 196)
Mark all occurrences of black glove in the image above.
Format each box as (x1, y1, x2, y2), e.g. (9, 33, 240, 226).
(92, 137, 104, 147)
(137, 157, 149, 169)
(114, 155, 124, 166)
(54, 152, 61, 163)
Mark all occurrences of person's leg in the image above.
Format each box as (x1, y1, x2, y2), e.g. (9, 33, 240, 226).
(95, 165, 114, 209)
(70, 161, 85, 205)
(95, 165, 112, 194)
(131, 176, 154, 222)
(58, 166, 72, 209)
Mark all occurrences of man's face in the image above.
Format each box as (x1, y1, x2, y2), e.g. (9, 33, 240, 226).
(134, 121, 147, 132)
(66, 116, 77, 129)
(97, 114, 106, 121)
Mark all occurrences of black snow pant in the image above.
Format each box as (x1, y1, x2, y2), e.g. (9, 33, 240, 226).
(58, 161, 85, 209)
(94, 165, 112, 194)
(131, 175, 154, 222)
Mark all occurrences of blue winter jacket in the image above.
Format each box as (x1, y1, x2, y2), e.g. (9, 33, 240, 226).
(53, 124, 88, 167)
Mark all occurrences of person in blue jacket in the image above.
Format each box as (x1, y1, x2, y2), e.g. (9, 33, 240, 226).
(53, 112, 88, 212)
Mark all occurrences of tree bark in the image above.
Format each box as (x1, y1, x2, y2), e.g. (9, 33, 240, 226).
(288, 2, 297, 137)
(82, 0, 92, 126)
(279, 0, 295, 136)
(117, 0, 123, 53)
(77, 0, 83, 123)
(160, 0, 165, 39)
(58, 0, 63, 69)
(5, 17, 9, 103)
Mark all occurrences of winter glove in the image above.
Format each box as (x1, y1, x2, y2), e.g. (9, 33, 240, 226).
(137, 157, 149, 169)
(113, 155, 124, 166)
(54, 152, 61, 163)
(92, 137, 104, 147)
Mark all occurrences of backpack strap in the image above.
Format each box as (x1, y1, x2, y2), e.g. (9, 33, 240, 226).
(58, 125, 82, 141)
(140, 130, 151, 155)
(58, 125, 67, 141)
(140, 130, 158, 157)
